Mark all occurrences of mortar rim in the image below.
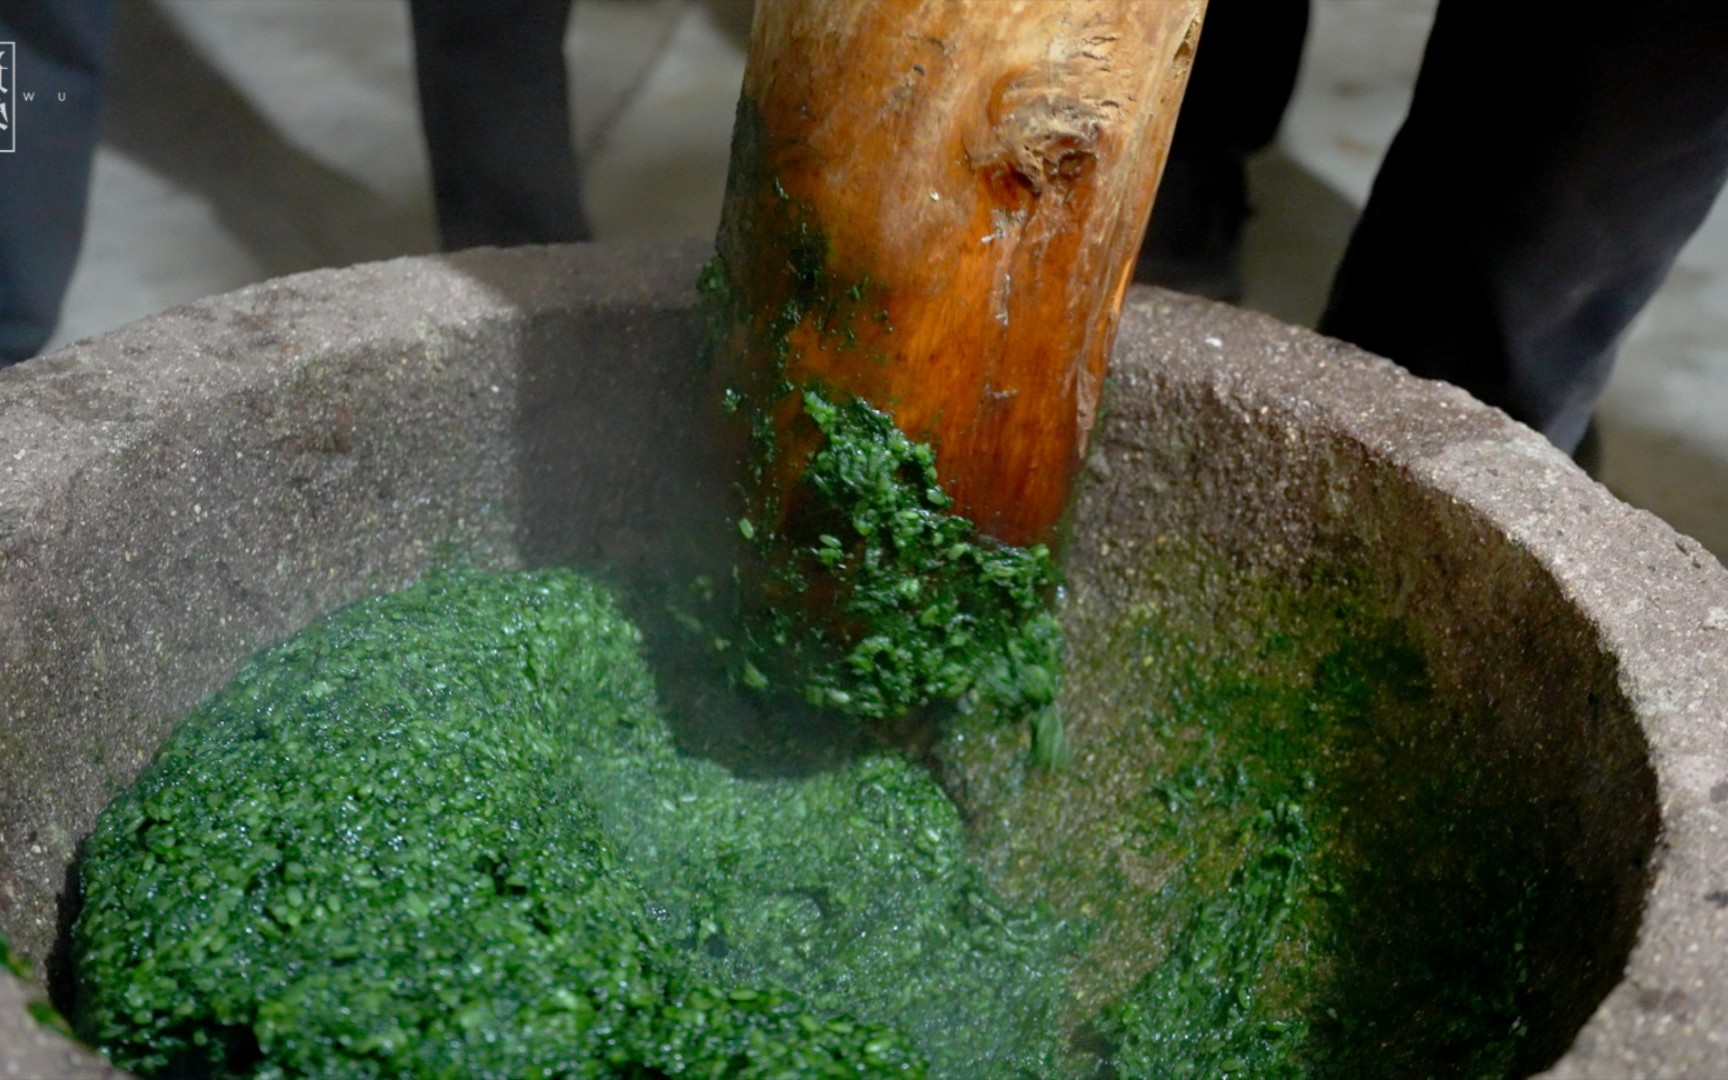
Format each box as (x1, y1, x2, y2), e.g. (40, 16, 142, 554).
(0, 242, 1720, 1078)
(1110, 288, 1728, 1079)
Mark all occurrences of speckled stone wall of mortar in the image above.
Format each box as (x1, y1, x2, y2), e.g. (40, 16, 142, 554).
(1074, 292, 1728, 1078)
(0, 244, 1724, 1078)
(0, 243, 708, 969)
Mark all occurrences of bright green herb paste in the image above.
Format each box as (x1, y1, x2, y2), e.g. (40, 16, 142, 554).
(70, 568, 1071, 1078)
(943, 543, 1552, 1079)
(69, 552, 1552, 1078)
(737, 389, 1067, 763)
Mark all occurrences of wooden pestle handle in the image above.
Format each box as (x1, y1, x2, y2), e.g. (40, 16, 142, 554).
(713, 0, 1206, 549)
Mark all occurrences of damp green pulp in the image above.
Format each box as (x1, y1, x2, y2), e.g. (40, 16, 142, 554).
(945, 542, 1550, 1078)
(69, 568, 1071, 1079)
(741, 389, 1067, 762)
(67, 549, 1551, 1078)
(1088, 612, 1537, 1079)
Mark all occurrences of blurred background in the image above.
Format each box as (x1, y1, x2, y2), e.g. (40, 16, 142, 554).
(42, 0, 1728, 559)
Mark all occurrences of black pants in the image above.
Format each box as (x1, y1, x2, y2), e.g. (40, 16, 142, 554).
(1171, 1, 1728, 454)
(0, 0, 112, 367)
(0, 0, 588, 369)
(408, 0, 591, 251)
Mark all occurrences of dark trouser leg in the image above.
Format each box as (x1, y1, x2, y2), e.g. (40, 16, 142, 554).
(0, 1, 112, 367)
(1319, 2, 1728, 454)
(409, 0, 591, 251)
(1136, 0, 1310, 298)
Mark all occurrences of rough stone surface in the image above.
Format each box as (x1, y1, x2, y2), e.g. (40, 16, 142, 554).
(0, 971, 116, 1077)
(0, 244, 1723, 1077)
(1099, 293, 1728, 1078)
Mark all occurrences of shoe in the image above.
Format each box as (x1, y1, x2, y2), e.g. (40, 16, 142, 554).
(1133, 141, 1247, 303)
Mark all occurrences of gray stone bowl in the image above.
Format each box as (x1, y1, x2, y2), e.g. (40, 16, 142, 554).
(1, 243, 1723, 1077)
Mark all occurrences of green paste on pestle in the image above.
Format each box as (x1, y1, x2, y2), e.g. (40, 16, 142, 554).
(69, 568, 1074, 1078)
(699, 126, 1069, 762)
(734, 388, 1067, 763)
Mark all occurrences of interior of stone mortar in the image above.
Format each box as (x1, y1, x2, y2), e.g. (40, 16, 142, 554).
(0, 282, 1660, 1074)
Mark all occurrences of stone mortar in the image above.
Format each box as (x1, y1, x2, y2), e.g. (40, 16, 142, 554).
(0, 243, 1722, 1077)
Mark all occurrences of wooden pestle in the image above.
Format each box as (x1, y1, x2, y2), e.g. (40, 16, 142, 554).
(711, 0, 1206, 548)
(703, 0, 1206, 736)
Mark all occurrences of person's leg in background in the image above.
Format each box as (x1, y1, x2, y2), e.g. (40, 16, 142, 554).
(0, 1, 113, 368)
(409, 0, 591, 251)
(1135, 0, 1310, 301)
(1319, 2, 1728, 461)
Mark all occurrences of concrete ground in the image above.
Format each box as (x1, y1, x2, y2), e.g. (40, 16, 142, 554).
(41, 0, 1728, 560)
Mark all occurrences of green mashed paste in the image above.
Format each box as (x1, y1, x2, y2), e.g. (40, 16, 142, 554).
(70, 568, 1074, 1078)
(733, 388, 1066, 765)
(69, 557, 1552, 1078)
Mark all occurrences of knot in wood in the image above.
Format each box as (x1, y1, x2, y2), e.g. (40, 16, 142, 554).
(972, 69, 1112, 211)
